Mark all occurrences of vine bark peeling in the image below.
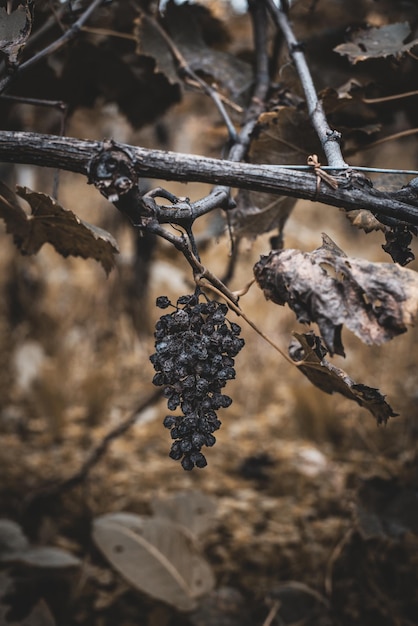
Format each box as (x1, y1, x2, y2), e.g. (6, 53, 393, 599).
(1, 132, 418, 226)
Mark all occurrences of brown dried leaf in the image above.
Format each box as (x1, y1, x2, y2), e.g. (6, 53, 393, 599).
(135, 5, 252, 100)
(231, 190, 296, 241)
(344, 209, 385, 233)
(289, 332, 397, 424)
(254, 234, 418, 356)
(249, 108, 322, 166)
(0, 2, 32, 64)
(334, 22, 418, 64)
(0, 181, 119, 275)
(230, 107, 319, 240)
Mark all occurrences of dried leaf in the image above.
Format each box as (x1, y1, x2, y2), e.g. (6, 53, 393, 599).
(0, 181, 119, 275)
(355, 477, 418, 539)
(92, 513, 215, 612)
(189, 587, 251, 626)
(231, 191, 296, 241)
(0, 2, 32, 64)
(16, 599, 56, 626)
(334, 22, 418, 64)
(345, 209, 386, 234)
(289, 332, 397, 424)
(382, 225, 417, 266)
(230, 107, 318, 240)
(0, 519, 30, 559)
(135, 4, 252, 100)
(249, 108, 322, 166)
(1, 546, 81, 569)
(254, 234, 418, 356)
(151, 491, 217, 537)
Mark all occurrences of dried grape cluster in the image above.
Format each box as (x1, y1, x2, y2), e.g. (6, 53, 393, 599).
(150, 293, 245, 470)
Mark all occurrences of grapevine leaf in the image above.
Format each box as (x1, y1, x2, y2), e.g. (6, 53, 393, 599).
(230, 107, 319, 240)
(289, 332, 397, 424)
(334, 22, 418, 64)
(135, 3, 252, 99)
(231, 190, 296, 241)
(345, 209, 386, 234)
(254, 234, 418, 355)
(0, 181, 119, 275)
(382, 226, 417, 266)
(92, 513, 215, 611)
(0, 2, 32, 65)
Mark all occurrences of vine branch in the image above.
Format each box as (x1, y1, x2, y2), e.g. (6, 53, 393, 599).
(1, 131, 418, 225)
(265, 0, 347, 169)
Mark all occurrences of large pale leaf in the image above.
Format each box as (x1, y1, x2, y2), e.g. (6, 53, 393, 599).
(151, 491, 217, 537)
(92, 513, 215, 611)
(0, 181, 119, 275)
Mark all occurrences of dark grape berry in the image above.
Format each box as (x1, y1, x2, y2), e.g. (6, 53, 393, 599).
(150, 293, 245, 470)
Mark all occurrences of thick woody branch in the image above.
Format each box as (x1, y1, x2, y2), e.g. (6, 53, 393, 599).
(0, 131, 418, 225)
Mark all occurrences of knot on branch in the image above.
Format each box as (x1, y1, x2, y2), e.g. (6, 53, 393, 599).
(325, 129, 342, 144)
(88, 141, 138, 202)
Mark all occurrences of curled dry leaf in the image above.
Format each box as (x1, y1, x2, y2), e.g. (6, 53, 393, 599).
(92, 513, 215, 612)
(0, 1, 32, 65)
(344, 209, 385, 234)
(0, 181, 119, 275)
(0, 519, 81, 569)
(289, 332, 397, 424)
(334, 22, 418, 64)
(254, 234, 418, 356)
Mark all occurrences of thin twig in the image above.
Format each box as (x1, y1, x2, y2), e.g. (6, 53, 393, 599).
(324, 528, 353, 597)
(23, 389, 163, 506)
(262, 601, 281, 626)
(362, 90, 418, 104)
(265, 0, 347, 169)
(346, 128, 418, 156)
